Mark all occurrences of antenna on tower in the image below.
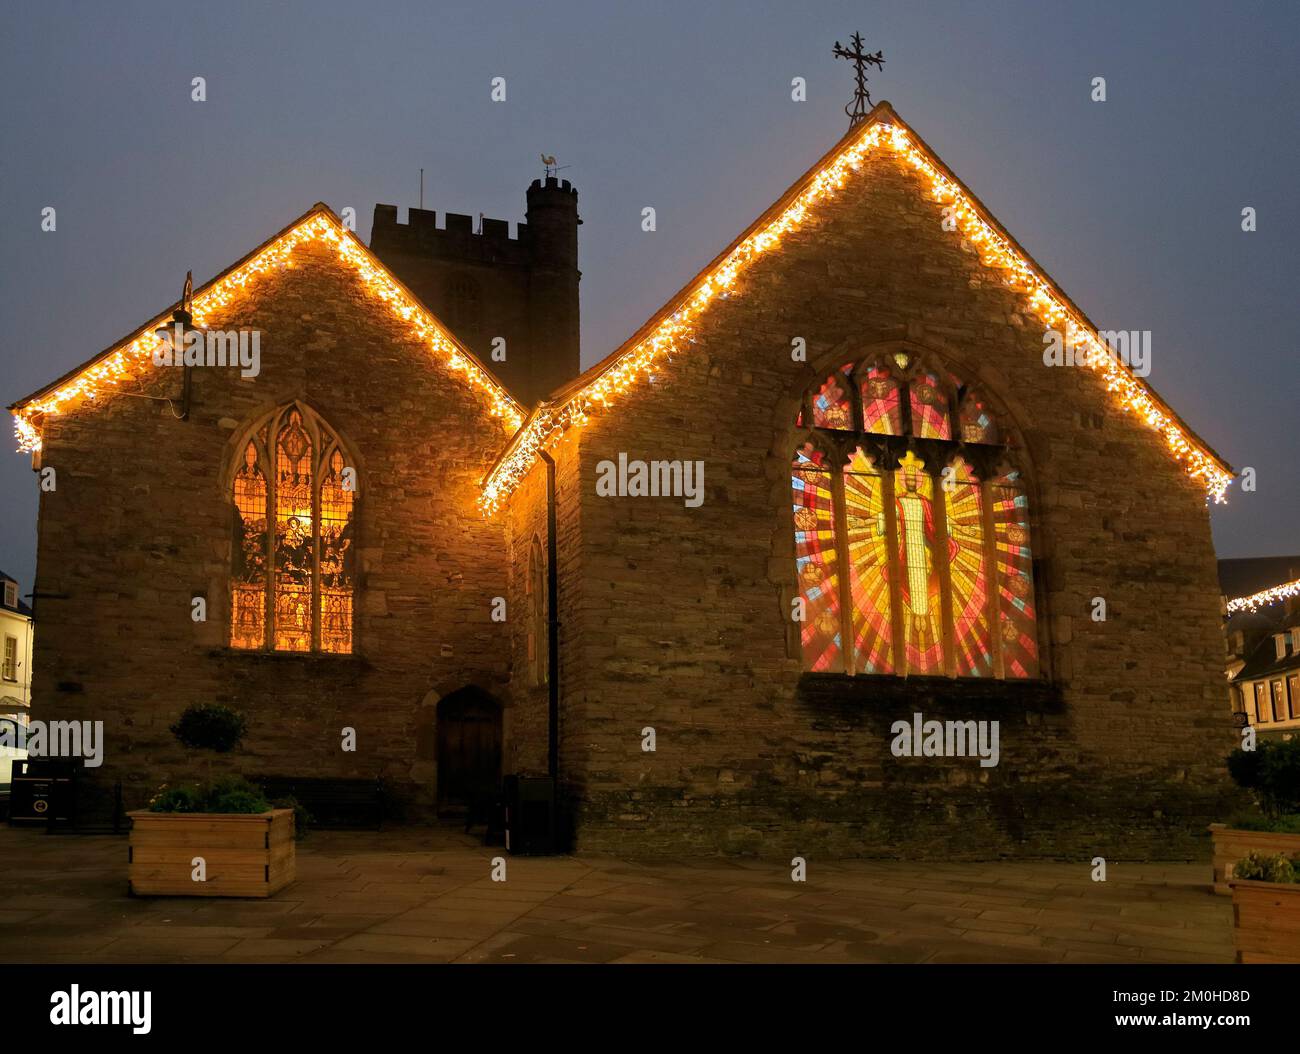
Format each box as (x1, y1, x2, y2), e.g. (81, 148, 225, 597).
(419, 168, 424, 210)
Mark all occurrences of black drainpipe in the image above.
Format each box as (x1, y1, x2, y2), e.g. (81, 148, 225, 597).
(539, 449, 560, 781)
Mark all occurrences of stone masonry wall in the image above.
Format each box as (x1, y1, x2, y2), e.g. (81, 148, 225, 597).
(29, 239, 521, 819)
(559, 144, 1240, 859)
(504, 434, 587, 804)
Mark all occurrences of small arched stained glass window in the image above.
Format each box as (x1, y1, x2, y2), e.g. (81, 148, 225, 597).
(811, 365, 854, 430)
(319, 448, 355, 654)
(959, 392, 998, 444)
(527, 535, 548, 686)
(231, 442, 268, 650)
(230, 404, 357, 654)
(909, 372, 951, 440)
(842, 447, 892, 674)
(945, 458, 994, 677)
(860, 365, 902, 435)
(991, 469, 1039, 678)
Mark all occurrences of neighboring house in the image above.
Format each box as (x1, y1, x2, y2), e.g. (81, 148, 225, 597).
(7, 101, 1240, 857)
(1220, 557, 1300, 740)
(0, 571, 34, 788)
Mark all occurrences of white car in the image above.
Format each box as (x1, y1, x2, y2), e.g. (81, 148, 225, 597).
(0, 716, 27, 791)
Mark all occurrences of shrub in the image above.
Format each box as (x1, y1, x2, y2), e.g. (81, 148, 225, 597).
(206, 776, 271, 814)
(1232, 851, 1298, 884)
(1226, 738, 1300, 820)
(1226, 745, 1263, 794)
(1226, 812, 1300, 834)
(169, 704, 248, 754)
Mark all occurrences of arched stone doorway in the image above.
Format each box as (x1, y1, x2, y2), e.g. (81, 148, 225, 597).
(435, 686, 503, 816)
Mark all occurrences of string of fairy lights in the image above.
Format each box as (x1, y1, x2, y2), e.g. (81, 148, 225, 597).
(1226, 577, 1300, 615)
(479, 119, 1235, 514)
(10, 211, 524, 453)
(10, 120, 1236, 518)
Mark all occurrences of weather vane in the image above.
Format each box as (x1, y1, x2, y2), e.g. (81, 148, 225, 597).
(540, 153, 571, 179)
(833, 32, 885, 126)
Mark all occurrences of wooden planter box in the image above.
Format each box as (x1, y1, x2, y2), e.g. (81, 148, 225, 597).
(1208, 824, 1300, 895)
(128, 809, 295, 898)
(1230, 880, 1300, 963)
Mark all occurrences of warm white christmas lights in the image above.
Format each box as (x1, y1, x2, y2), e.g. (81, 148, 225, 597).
(479, 118, 1235, 514)
(10, 210, 524, 452)
(1226, 578, 1300, 614)
(8, 120, 1236, 519)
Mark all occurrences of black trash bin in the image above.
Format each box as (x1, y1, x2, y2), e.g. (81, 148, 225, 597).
(503, 775, 556, 855)
(8, 759, 79, 828)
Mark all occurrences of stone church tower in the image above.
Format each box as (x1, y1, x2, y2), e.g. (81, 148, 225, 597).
(370, 178, 581, 406)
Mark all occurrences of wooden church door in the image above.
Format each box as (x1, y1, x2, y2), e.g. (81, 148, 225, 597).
(436, 687, 503, 814)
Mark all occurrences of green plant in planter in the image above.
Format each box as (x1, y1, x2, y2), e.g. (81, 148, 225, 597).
(151, 705, 262, 813)
(147, 783, 207, 813)
(206, 775, 272, 814)
(148, 776, 271, 815)
(1231, 850, 1300, 884)
(149, 706, 310, 834)
(1225, 812, 1300, 835)
(1226, 737, 1300, 827)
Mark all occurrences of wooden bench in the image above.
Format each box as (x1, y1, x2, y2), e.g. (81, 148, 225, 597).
(258, 777, 386, 830)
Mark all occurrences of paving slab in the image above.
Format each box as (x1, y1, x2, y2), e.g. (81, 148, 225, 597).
(0, 825, 1233, 964)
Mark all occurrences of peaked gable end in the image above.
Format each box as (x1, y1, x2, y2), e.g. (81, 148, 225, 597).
(9, 204, 525, 453)
(482, 103, 1232, 513)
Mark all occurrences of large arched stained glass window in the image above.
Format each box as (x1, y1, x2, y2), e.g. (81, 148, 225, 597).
(791, 352, 1039, 679)
(230, 404, 357, 654)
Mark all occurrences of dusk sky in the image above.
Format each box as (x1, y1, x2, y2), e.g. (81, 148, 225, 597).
(2, 0, 1297, 599)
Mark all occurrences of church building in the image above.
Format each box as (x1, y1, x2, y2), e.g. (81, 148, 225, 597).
(9, 102, 1239, 857)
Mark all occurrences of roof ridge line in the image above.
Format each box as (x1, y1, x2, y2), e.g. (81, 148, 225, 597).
(480, 105, 1233, 513)
(9, 203, 525, 449)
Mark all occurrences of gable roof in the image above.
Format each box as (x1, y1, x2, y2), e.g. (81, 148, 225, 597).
(8, 203, 525, 451)
(1220, 556, 1300, 603)
(1233, 624, 1300, 683)
(481, 101, 1234, 514)
(0, 570, 32, 617)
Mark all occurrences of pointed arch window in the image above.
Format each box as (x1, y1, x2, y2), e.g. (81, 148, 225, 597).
(792, 353, 1039, 679)
(526, 534, 548, 686)
(230, 404, 357, 654)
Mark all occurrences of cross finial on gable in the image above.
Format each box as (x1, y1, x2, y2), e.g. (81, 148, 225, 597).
(833, 32, 885, 127)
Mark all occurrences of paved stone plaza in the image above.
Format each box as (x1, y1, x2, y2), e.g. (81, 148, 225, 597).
(0, 826, 1232, 964)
